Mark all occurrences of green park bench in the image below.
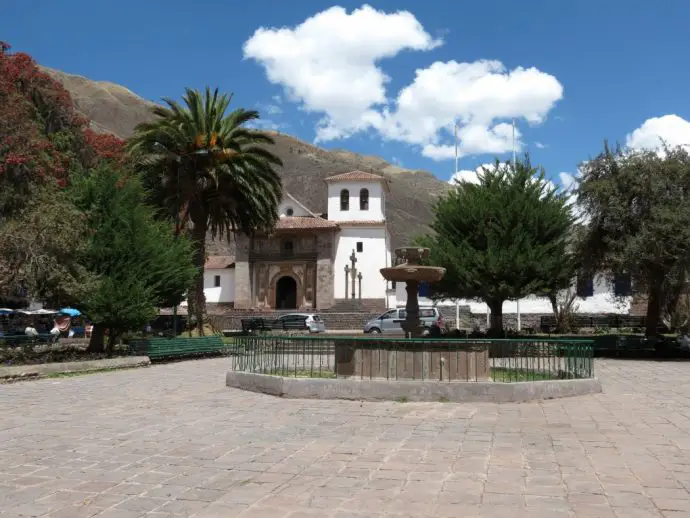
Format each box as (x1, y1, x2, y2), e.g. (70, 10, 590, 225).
(131, 335, 228, 360)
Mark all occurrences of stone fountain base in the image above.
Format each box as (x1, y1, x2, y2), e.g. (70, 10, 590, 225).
(334, 339, 490, 381)
(226, 370, 603, 402)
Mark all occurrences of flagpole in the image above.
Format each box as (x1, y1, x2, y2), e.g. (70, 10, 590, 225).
(513, 118, 521, 332)
(513, 119, 516, 172)
(454, 121, 459, 177)
(454, 120, 460, 330)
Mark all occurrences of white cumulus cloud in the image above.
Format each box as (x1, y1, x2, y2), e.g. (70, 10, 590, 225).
(244, 6, 563, 159)
(626, 114, 690, 152)
(243, 5, 441, 142)
(448, 166, 484, 185)
(448, 162, 512, 185)
(423, 123, 523, 161)
(381, 60, 561, 157)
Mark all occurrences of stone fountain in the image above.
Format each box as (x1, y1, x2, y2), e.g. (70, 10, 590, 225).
(333, 246, 487, 381)
(380, 247, 446, 337)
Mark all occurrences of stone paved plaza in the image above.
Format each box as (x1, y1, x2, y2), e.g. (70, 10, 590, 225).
(2, 359, 690, 517)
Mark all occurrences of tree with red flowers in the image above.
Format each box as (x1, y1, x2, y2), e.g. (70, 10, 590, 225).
(0, 41, 125, 306)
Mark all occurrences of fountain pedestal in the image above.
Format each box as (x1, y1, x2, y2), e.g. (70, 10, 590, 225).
(380, 248, 445, 338)
(401, 280, 421, 337)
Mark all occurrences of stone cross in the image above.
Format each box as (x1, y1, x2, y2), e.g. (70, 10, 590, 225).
(357, 272, 362, 301)
(344, 265, 350, 299)
(350, 249, 358, 299)
(349, 249, 358, 271)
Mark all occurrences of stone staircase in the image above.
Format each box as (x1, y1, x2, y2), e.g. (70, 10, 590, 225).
(331, 298, 387, 313)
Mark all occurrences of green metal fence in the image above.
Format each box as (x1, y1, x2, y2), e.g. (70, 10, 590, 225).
(229, 335, 594, 382)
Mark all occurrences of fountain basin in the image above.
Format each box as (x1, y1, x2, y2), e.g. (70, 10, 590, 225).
(380, 245, 446, 283)
(379, 266, 446, 283)
(335, 339, 489, 381)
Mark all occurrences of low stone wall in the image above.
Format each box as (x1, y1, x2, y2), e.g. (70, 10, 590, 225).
(470, 313, 544, 332)
(209, 311, 379, 331)
(226, 371, 603, 403)
(0, 356, 150, 381)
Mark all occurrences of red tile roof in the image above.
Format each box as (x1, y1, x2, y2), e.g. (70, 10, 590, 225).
(275, 216, 339, 230)
(324, 170, 390, 192)
(204, 256, 235, 269)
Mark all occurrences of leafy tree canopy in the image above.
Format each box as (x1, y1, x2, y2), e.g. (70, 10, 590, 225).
(417, 156, 575, 334)
(69, 162, 197, 351)
(126, 87, 283, 333)
(0, 41, 122, 306)
(577, 142, 690, 334)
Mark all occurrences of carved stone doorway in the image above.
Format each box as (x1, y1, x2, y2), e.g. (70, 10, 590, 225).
(275, 276, 297, 309)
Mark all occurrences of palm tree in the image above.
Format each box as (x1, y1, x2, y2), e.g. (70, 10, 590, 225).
(127, 87, 283, 334)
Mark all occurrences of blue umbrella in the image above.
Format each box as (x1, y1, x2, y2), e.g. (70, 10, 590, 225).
(59, 307, 81, 317)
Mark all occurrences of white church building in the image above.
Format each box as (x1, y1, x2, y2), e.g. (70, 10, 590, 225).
(190, 169, 630, 316)
(193, 171, 393, 310)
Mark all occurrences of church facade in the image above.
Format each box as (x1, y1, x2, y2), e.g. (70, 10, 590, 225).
(202, 171, 393, 310)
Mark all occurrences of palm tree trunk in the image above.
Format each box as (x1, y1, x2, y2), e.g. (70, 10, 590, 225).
(190, 221, 207, 337)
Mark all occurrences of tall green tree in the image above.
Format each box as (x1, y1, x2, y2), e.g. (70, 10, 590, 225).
(577, 143, 690, 335)
(126, 87, 283, 333)
(70, 163, 196, 353)
(418, 157, 575, 335)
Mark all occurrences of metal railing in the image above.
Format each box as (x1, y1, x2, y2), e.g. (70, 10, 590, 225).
(229, 335, 594, 382)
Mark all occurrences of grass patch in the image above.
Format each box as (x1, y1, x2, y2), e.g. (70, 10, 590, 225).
(395, 396, 409, 403)
(490, 367, 558, 382)
(437, 396, 450, 403)
(47, 367, 122, 378)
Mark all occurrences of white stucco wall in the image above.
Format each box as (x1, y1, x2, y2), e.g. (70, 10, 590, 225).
(202, 268, 235, 303)
(393, 272, 631, 314)
(334, 226, 389, 299)
(327, 181, 385, 222)
(278, 197, 311, 218)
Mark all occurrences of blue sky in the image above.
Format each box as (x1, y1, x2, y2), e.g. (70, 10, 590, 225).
(3, 1, 690, 187)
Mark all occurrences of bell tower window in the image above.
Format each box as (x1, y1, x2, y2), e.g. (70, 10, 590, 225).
(340, 189, 349, 211)
(359, 188, 369, 210)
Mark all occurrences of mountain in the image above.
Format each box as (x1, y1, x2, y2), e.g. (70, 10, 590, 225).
(42, 67, 451, 252)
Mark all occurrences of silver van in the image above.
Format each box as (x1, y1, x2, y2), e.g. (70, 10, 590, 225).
(363, 307, 442, 334)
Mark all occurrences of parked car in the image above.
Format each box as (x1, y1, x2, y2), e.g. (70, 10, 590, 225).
(273, 313, 326, 333)
(363, 307, 442, 334)
(241, 313, 326, 334)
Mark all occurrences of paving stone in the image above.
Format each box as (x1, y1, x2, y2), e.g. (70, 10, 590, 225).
(112, 496, 168, 513)
(3, 358, 690, 517)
